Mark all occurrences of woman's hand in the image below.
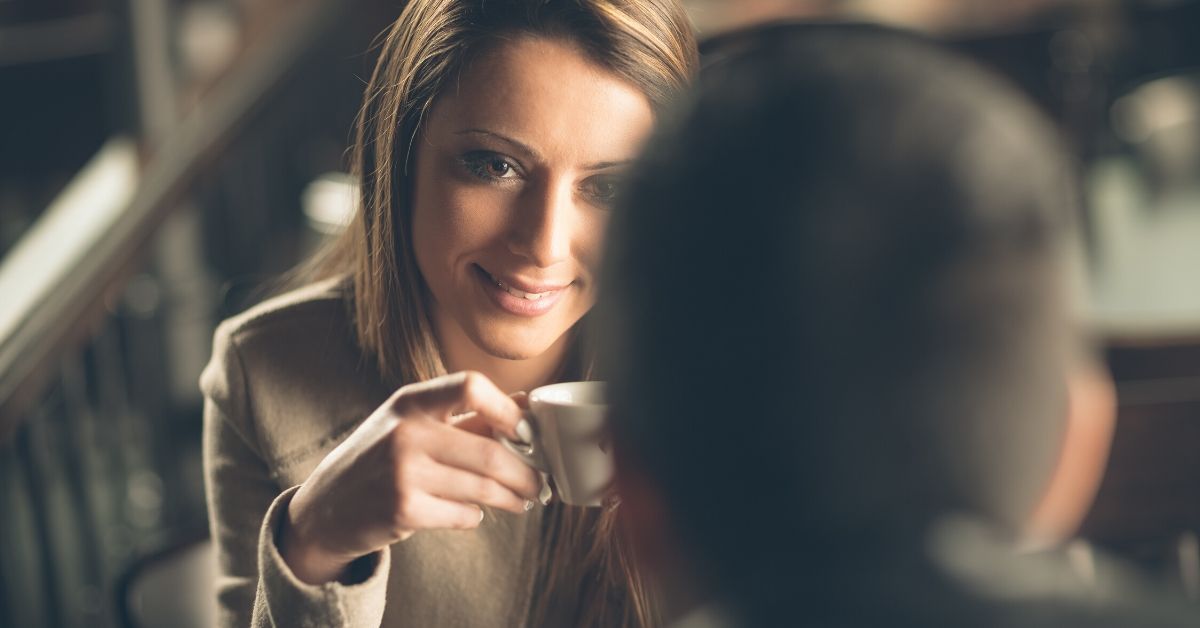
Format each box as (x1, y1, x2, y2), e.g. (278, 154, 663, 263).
(278, 371, 542, 584)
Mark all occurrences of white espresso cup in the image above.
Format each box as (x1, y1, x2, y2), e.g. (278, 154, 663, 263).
(500, 381, 612, 507)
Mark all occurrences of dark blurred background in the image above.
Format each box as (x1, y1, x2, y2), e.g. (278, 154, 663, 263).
(1, 1, 1199, 627)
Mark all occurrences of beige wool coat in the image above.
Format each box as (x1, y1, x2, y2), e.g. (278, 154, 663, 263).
(201, 279, 555, 627)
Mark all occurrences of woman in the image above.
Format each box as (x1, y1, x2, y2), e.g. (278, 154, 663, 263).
(200, 0, 697, 626)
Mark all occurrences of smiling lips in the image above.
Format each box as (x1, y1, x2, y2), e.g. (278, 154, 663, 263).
(476, 265, 571, 316)
(493, 277, 557, 300)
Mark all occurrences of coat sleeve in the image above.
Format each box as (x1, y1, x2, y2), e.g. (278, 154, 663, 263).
(201, 320, 391, 627)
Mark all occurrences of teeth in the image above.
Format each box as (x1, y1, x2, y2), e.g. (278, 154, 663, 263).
(489, 273, 551, 300)
(505, 284, 544, 300)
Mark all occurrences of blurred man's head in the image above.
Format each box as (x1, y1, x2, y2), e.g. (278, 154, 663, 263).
(599, 23, 1114, 623)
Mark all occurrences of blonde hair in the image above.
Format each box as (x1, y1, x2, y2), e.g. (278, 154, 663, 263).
(302, 1, 698, 625)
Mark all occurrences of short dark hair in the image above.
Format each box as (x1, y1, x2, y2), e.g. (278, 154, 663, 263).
(600, 22, 1079, 622)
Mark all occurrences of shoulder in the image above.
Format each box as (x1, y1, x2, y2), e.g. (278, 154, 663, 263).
(202, 276, 391, 481)
(214, 276, 352, 347)
(204, 277, 357, 409)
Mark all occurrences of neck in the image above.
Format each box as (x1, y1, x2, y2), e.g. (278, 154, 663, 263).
(435, 322, 574, 394)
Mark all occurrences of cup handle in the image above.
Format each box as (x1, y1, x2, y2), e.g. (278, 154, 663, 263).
(497, 416, 553, 504)
(498, 434, 549, 473)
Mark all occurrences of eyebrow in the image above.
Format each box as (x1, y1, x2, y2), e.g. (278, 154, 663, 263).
(455, 128, 633, 171)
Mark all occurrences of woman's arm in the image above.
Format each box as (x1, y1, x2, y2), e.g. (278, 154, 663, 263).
(201, 323, 390, 627)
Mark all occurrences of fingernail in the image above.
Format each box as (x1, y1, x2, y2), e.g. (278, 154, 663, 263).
(478, 508, 486, 524)
(539, 478, 553, 506)
(516, 419, 533, 443)
(523, 499, 535, 511)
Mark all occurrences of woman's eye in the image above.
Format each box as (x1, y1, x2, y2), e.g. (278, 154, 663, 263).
(461, 152, 520, 181)
(484, 158, 511, 177)
(582, 175, 621, 207)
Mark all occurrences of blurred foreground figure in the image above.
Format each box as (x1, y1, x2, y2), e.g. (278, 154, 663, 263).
(601, 23, 1198, 628)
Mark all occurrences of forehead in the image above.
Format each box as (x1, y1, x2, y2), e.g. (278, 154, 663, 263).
(425, 35, 654, 162)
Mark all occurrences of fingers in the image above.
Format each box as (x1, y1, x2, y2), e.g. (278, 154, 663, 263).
(380, 373, 542, 535)
(395, 491, 486, 531)
(393, 371, 526, 440)
(456, 392, 530, 438)
(448, 411, 491, 438)
(392, 418, 542, 502)
(420, 464, 533, 514)
(446, 391, 532, 438)
(424, 428, 542, 500)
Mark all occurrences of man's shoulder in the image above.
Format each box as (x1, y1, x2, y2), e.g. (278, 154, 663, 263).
(1010, 594, 1200, 628)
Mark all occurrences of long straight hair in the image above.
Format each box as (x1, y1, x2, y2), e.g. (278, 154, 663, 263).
(300, 1, 697, 625)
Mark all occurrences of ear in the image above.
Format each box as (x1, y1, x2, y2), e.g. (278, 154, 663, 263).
(1023, 359, 1117, 549)
(615, 446, 716, 620)
(614, 450, 678, 575)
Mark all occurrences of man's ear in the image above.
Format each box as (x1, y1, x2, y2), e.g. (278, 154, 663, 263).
(1024, 359, 1117, 549)
(615, 449, 677, 574)
(615, 449, 712, 620)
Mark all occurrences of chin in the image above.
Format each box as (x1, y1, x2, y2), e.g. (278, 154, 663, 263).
(471, 323, 565, 361)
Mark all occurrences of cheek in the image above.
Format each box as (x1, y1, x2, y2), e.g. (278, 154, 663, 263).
(409, 186, 447, 284)
(411, 175, 511, 275)
(575, 212, 609, 279)
(442, 187, 512, 246)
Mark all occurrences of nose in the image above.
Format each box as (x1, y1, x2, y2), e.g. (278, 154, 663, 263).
(507, 178, 573, 268)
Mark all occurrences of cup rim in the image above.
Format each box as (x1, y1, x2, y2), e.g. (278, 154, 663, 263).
(529, 381, 607, 407)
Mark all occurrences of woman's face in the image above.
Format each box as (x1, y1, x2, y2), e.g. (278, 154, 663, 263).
(411, 36, 654, 362)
